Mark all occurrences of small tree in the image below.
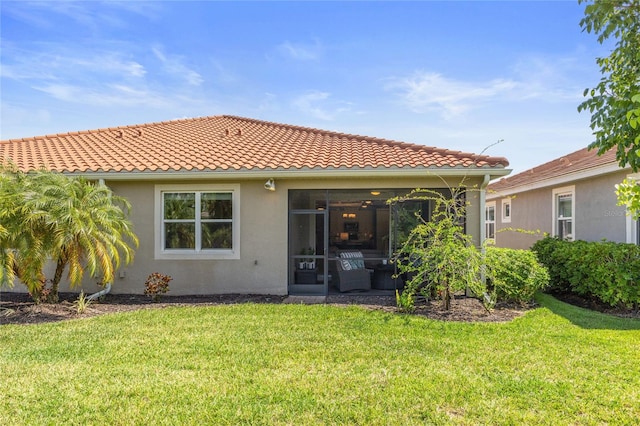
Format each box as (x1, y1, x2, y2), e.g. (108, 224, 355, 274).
(26, 175, 139, 302)
(388, 187, 483, 310)
(0, 166, 55, 297)
(0, 166, 139, 302)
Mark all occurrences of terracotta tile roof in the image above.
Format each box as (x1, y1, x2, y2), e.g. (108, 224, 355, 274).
(1, 115, 508, 174)
(488, 146, 622, 194)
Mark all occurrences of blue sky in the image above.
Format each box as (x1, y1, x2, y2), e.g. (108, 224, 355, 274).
(1, 1, 608, 173)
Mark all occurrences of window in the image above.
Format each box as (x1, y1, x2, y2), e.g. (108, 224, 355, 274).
(624, 174, 640, 244)
(485, 201, 496, 240)
(155, 184, 240, 259)
(502, 198, 511, 223)
(552, 186, 574, 241)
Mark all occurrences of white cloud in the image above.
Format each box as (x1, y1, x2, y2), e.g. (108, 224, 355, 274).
(33, 83, 170, 108)
(277, 39, 323, 61)
(387, 54, 591, 119)
(387, 72, 518, 118)
(510, 55, 586, 102)
(292, 91, 352, 121)
(1, 41, 209, 113)
(1, 1, 161, 30)
(293, 91, 333, 120)
(1, 45, 146, 81)
(152, 46, 203, 86)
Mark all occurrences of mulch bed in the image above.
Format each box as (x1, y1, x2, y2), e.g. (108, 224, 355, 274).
(550, 291, 640, 319)
(0, 291, 535, 325)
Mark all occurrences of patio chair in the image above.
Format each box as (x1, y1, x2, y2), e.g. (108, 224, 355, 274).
(332, 251, 372, 292)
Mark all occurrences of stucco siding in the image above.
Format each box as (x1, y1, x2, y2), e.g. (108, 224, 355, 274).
(3, 174, 487, 296)
(109, 180, 289, 296)
(490, 170, 630, 249)
(574, 171, 627, 243)
(494, 188, 549, 249)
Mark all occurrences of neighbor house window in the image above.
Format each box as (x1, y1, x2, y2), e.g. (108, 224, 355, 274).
(155, 184, 240, 259)
(485, 201, 496, 240)
(552, 186, 574, 241)
(502, 198, 511, 223)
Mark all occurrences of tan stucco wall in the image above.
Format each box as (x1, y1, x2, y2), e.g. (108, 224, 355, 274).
(574, 171, 627, 243)
(4, 173, 487, 296)
(491, 170, 629, 249)
(101, 179, 289, 296)
(493, 188, 550, 249)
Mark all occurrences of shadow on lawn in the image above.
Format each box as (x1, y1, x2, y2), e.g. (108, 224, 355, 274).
(538, 293, 640, 331)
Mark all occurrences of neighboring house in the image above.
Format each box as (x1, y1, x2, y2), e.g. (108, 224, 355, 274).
(487, 147, 639, 250)
(1, 115, 509, 296)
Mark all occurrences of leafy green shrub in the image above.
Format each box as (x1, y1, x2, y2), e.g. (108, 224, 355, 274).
(395, 289, 415, 313)
(530, 237, 572, 292)
(532, 236, 640, 308)
(485, 246, 549, 304)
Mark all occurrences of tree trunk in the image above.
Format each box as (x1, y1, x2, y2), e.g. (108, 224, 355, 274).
(49, 257, 66, 303)
(443, 282, 451, 310)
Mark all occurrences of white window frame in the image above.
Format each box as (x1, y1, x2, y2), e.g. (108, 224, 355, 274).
(624, 173, 640, 244)
(501, 198, 512, 223)
(552, 186, 575, 241)
(155, 184, 240, 260)
(485, 201, 496, 241)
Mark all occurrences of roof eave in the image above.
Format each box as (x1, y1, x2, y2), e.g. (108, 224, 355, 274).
(71, 166, 512, 181)
(487, 162, 626, 198)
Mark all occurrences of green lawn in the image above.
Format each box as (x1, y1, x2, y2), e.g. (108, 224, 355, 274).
(1, 294, 639, 425)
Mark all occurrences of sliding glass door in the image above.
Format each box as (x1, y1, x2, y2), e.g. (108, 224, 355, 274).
(288, 191, 328, 295)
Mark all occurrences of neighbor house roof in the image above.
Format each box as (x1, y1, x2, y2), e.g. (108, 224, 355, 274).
(1, 115, 509, 177)
(488, 146, 624, 197)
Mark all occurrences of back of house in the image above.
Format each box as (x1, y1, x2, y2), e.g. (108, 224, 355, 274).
(2, 115, 510, 296)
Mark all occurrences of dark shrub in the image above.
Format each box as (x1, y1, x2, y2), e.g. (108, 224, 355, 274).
(532, 236, 640, 308)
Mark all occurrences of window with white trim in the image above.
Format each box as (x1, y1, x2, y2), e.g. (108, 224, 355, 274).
(623, 173, 640, 245)
(485, 201, 496, 240)
(501, 198, 511, 223)
(155, 184, 240, 259)
(552, 186, 574, 241)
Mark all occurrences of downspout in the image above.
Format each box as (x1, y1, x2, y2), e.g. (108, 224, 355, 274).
(478, 174, 491, 301)
(87, 282, 111, 301)
(479, 174, 491, 245)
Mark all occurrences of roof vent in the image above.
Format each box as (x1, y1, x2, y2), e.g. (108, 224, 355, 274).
(135, 129, 142, 137)
(236, 128, 243, 136)
(224, 129, 230, 136)
(115, 130, 123, 138)
(559, 157, 571, 166)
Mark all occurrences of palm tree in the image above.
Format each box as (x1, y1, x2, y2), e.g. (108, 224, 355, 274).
(25, 175, 139, 302)
(0, 223, 15, 287)
(0, 167, 53, 296)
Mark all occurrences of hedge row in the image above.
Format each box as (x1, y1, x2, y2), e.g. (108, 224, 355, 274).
(532, 237, 640, 308)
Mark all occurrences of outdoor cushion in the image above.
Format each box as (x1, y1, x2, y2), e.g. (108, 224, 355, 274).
(339, 251, 365, 270)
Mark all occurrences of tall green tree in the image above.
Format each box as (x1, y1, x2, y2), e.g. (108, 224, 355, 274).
(578, 0, 640, 214)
